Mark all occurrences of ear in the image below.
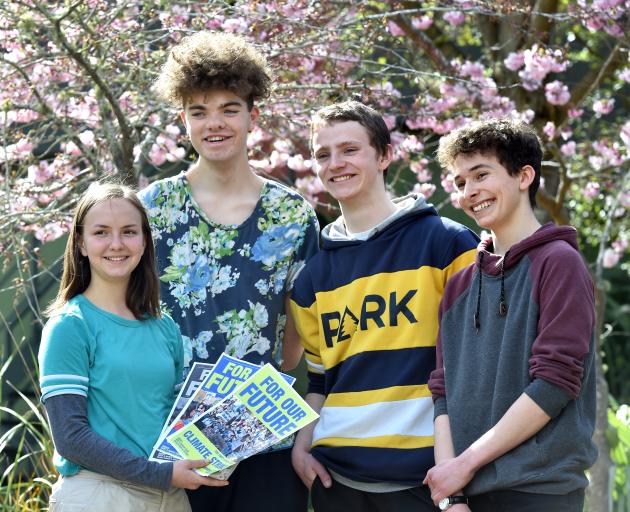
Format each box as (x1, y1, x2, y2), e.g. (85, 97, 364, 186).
(519, 165, 536, 191)
(79, 238, 87, 257)
(248, 106, 260, 131)
(378, 144, 394, 172)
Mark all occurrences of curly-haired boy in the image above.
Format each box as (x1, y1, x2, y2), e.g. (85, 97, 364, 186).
(425, 119, 597, 512)
(140, 31, 319, 512)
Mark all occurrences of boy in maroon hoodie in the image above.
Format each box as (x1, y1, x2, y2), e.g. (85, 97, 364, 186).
(425, 119, 597, 512)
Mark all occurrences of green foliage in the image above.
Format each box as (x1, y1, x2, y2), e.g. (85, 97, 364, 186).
(608, 400, 630, 509)
(0, 338, 56, 511)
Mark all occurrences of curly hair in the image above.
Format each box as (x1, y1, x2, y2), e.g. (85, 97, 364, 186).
(437, 118, 543, 206)
(155, 31, 273, 109)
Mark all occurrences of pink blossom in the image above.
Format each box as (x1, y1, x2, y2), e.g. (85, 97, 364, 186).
(412, 16, 433, 30)
(12, 196, 36, 213)
(222, 18, 247, 33)
(461, 61, 485, 81)
(443, 11, 466, 26)
(15, 138, 33, 154)
(543, 122, 556, 139)
(411, 159, 431, 182)
(584, 16, 605, 30)
(166, 147, 186, 162)
(287, 154, 312, 172)
(247, 126, 272, 148)
(63, 141, 81, 156)
(295, 175, 326, 207)
(383, 115, 397, 131)
(545, 80, 571, 105)
(165, 124, 181, 136)
(249, 158, 273, 173)
(620, 121, 630, 146)
(613, 238, 629, 252)
(387, 20, 405, 37)
(604, 23, 624, 37)
(588, 155, 604, 169)
(583, 182, 600, 198)
(28, 162, 54, 184)
(441, 175, 456, 194)
(414, 183, 436, 199)
(560, 127, 573, 140)
(519, 69, 543, 91)
(504, 52, 525, 71)
(35, 222, 66, 243)
(78, 130, 95, 148)
(560, 141, 576, 157)
(568, 108, 584, 119)
(270, 150, 289, 168)
(273, 139, 292, 153)
(602, 248, 620, 268)
(401, 135, 424, 153)
(149, 144, 167, 166)
(593, 98, 615, 115)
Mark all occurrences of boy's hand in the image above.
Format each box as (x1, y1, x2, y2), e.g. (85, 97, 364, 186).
(171, 459, 230, 490)
(291, 444, 331, 490)
(449, 505, 471, 512)
(423, 456, 474, 505)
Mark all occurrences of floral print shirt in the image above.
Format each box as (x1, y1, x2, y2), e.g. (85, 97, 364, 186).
(139, 173, 319, 371)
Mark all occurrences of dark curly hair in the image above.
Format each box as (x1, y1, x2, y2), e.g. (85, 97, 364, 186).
(437, 118, 542, 207)
(155, 31, 273, 110)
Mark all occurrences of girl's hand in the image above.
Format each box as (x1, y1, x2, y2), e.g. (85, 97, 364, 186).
(171, 459, 230, 490)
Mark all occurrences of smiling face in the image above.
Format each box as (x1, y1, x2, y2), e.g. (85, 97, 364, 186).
(452, 152, 535, 233)
(80, 198, 146, 287)
(181, 89, 258, 169)
(311, 120, 392, 206)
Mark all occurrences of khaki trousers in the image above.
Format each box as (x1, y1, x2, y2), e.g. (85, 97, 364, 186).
(49, 470, 191, 512)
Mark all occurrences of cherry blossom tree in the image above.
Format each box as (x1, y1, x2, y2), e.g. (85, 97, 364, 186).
(1, 1, 628, 509)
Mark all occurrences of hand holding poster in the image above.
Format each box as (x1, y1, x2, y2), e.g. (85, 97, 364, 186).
(151, 354, 295, 461)
(149, 362, 214, 462)
(166, 364, 318, 478)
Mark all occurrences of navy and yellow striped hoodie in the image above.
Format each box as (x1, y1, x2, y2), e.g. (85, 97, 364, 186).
(290, 195, 478, 486)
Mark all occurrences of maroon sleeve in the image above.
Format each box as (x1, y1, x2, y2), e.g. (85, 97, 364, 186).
(528, 242, 595, 399)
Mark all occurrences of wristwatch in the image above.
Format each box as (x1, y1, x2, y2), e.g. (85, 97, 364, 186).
(438, 496, 468, 510)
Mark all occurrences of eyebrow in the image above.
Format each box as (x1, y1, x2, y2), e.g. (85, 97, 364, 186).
(453, 163, 489, 180)
(188, 101, 244, 111)
(314, 140, 362, 151)
(90, 223, 140, 229)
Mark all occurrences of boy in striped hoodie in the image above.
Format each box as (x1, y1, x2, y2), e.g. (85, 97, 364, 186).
(290, 101, 478, 511)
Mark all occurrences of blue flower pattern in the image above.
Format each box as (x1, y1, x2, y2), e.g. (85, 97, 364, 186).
(139, 174, 319, 369)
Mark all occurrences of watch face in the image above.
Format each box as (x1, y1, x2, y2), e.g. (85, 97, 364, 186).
(439, 497, 450, 510)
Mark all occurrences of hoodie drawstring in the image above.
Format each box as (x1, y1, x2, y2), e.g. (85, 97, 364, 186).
(474, 253, 484, 331)
(499, 251, 509, 317)
(474, 251, 509, 332)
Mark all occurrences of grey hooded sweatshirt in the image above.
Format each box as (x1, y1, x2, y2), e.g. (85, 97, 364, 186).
(429, 222, 598, 496)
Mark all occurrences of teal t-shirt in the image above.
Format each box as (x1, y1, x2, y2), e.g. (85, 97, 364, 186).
(38, 294, 183, 476)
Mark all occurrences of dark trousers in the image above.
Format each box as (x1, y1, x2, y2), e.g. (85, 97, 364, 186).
(311, 476, 439, 512)
(468, 488, 585, 512)
(186, 449, 308, 512)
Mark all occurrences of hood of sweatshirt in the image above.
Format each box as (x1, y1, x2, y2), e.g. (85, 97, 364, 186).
(321, 193, 435, 250)
(476, 222, 580, 275)
(472, 222, 581, 329)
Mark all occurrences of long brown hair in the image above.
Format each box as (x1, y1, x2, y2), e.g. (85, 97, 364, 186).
(46, 182, 161, 318)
